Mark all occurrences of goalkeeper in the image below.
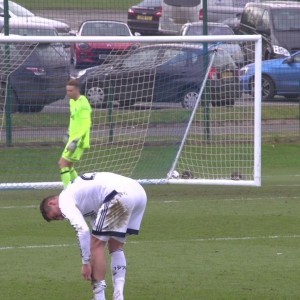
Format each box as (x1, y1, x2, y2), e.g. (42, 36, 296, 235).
(58, 79, 92, 188)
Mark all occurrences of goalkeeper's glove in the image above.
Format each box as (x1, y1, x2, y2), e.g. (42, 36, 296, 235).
(63, 132, 69, 144)
(67, 140, 78, 152)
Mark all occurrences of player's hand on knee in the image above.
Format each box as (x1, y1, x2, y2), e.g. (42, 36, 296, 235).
(63, 132, 69, 144)
(81, 263, 92, 281)
(67, 140, 78, 152)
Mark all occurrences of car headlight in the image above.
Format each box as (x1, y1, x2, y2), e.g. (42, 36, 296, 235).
(273, 45, 290, 56)
(239, 66, 249, 76)
(77, 69, 87, 78)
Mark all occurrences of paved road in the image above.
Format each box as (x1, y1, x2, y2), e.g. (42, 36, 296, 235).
(36, 9, 128, 31)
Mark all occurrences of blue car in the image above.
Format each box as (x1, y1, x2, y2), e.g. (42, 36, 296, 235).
(240, 51, 300, 101)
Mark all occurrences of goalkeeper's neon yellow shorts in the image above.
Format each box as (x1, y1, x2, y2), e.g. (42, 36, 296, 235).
(61, 145, 85, 162)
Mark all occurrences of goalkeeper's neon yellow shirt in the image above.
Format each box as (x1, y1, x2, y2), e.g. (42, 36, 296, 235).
(69, 95, 92, 149)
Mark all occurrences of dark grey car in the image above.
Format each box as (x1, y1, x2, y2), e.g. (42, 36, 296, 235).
(0, 43, 70, 113)
(76, 44, 240, 109)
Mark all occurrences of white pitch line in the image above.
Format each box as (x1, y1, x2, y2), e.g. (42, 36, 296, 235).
(1, 235, 300, 251)
(0, 205, 37, 209)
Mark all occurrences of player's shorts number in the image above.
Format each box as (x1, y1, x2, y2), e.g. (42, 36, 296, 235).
(80, 173, 96, 181)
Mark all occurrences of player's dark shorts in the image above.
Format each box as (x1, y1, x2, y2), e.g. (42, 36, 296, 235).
(92, 184, 147, 242)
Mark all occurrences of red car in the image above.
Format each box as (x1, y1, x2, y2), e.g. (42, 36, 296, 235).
(127, 0, 162, 35)
(71, 20, 136, 69)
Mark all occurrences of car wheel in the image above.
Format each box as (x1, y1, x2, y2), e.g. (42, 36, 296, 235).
(250, 75, 275, 101)
(0, 82, 18, 113)
(181, 89, 199, 109)
(86, 84, 106, 108)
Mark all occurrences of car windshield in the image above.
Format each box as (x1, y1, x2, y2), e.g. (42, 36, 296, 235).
(139, 0, 162, 7)
(212, 48, 236, 68)
(164, 0, 200, 7)
(7, 1, 34, 17)
(81, 22, 131, 36)
(186, 25, 234, 36)
(272, 9, 300, 31)
(5, 28, 57, 36)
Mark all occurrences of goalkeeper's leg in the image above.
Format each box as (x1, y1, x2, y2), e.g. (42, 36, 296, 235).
(59, 147, 84, 187)
(58, 157, 73, 188)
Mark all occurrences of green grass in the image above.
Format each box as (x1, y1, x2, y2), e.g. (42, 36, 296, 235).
(6, 104, 299, 129)
(17, 0, 136, 10)
(0, 144, 300, 299)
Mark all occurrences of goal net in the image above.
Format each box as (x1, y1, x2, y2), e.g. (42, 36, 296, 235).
(0, 35, 262, 189)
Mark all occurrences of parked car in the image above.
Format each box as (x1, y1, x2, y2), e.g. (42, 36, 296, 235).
(0, 19, 59, 36)
(240, 50, 300, 101)
(0, 42, 70, 113)
(159, 0, 201, 34)
(201, 0, 261, 23)
(180, 21, 244, 67)
(127, 0, 162, 35)
(70, 20, 138, 69)
(0, 0, 70, 34)
(238, 1, 300, 62)
(76, 44, 240, 109)
(222, 13, 242, 34)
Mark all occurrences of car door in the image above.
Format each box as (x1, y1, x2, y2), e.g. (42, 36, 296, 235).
(154, 48, 191, 102)
(273, 53, 300, 94)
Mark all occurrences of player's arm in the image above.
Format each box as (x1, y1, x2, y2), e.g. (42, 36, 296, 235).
(59, 199, 91, 265)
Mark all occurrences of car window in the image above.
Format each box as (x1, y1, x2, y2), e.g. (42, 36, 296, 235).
(139, 0, 162, 7)
(81, 22, 131, 36)
(7, 1, 34, 17)
(187, 25, 233, 35)
(7, 28, 58, 36)
(261, 9, 270, 29)
(212, 48, 236, 68)
(162, 49, 188, 67)
(293, 53, 300, 63)
(272, 9, 300, 31)
(241, 6, 264, 28)
(164, 0, 200, 7)
(35, 45, 67, 64)
(122, 48, 161, 68)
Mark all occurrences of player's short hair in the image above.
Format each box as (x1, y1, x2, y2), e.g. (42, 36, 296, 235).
(66, 79, 80, 89)
(40, 195, 56, 222)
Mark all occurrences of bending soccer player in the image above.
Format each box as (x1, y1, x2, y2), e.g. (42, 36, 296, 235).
(59, 79, 92, 188)
(40, 172, 147, 300)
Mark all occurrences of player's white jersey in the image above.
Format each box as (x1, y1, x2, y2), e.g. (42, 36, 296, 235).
(58, 172, 145, 263)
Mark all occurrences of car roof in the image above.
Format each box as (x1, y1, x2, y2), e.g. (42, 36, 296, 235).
(79, 20, 129, 26)
(246, 1, 300, 8)
(5, 20, 57, 30)
(183, 21, 231, 28)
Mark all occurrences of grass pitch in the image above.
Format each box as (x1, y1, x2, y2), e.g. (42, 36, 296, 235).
(0, 144, 300, 299)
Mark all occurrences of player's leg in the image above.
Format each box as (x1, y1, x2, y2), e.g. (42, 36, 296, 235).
(58, 157, 73, 188)
(91, 235, 107, 300)
(108, 238, 126, 300)
(59, 146, 84, 187)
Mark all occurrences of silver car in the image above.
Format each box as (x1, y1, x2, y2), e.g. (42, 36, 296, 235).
(180, 21, 244, 67)
(203, 0, 262, 23)
(0, 0, 70, 34)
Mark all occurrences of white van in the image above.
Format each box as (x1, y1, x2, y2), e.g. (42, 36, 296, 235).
(159, 0, 201, 34)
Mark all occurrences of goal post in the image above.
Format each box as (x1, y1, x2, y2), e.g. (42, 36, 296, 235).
(0, 34, 262, 190)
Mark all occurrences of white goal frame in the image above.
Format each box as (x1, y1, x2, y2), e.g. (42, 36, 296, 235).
(0, 34, 262, 189)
